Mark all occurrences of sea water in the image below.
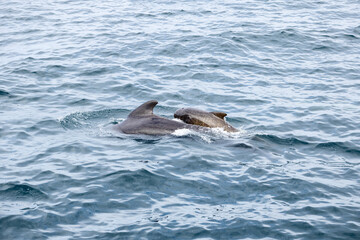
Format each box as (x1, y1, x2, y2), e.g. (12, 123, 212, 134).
(1, 0, 360, 239)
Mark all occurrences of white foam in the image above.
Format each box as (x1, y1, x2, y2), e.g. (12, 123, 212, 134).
(209, 127, 247, 138)
(171, 128, 211, 143)
(172, 128, 195, 136)
(172, 118, 184, 123)
(171, 126, 247, 143)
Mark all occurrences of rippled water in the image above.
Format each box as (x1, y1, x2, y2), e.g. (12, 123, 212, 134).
(1, 0, 360, 239)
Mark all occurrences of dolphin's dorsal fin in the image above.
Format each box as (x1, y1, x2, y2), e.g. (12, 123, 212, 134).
(129, 100, 158, 117)
(211, 111, 227, 119)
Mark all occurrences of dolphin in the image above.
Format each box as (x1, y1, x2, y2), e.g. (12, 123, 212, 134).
(174, 107, 238, 132)
(115, 100, 202, 135)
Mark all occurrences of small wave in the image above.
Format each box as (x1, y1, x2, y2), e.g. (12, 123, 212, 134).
(342, 34, 358, 40)
(59, 109, 126, 130)
(136, 13, 157, 18)
(68, 98, 94, 106)
(79, 67, 108, 76)
(228, 142, 253, 149)
(253, 134, 360, 159)
(312, 45, 334, 51)
(254, 134, 309, 146)
(0, 183, 48, 201)
(315, 142, 360, 157)
(93, 169, 168, 194)
(11, 68, 62, 78)
(0, 89, 10, 96)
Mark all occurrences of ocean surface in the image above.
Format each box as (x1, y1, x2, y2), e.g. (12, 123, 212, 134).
(1, 0, 360, 239)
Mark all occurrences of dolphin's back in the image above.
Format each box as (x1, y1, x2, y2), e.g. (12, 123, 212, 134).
(174, 107, 238, 132)
(118, 116, 190, 135)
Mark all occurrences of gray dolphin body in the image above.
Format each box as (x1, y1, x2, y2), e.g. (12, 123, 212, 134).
(174, 107, 238, 132)
(116, 100, 201, 135)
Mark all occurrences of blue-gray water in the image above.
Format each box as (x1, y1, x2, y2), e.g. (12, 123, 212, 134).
(1, 0, 360, 239)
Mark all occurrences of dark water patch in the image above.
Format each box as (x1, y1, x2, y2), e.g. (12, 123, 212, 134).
(189, 71, 233, 83)
(69, 98, 94, 106)
(228, 142, 253, 149)
(11, 69, 39, 76)
(0, 89, 10, 96)
(11, 68, 62, 79)
(315, 142, 360, 157)
(0, 128, 5, 138)
(135, 13, 157, 18)
(254, 134, 310, 146)
(303, 83, 336, 91)
(58, 82, 87, 89)
(254, 80, 270, 86)
(159, 10, 179, 17)
(342, 33, 359, 40)
(133, 138, 162, 144)
(312, 44, 334, 51)
(275, 28, 299, 38)
(0, 183, 48, 201)
(0, 29, 41, 39)
(0, 215, 43, 240)
(79, 67, 109, 77)
(16, 131, 31, 140)
(46, 64, 74, 72)
(15, 15, 45, 22)
(96, 50, 123, 58)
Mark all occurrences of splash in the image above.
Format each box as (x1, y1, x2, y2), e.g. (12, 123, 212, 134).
(172, 126, 247, 143)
